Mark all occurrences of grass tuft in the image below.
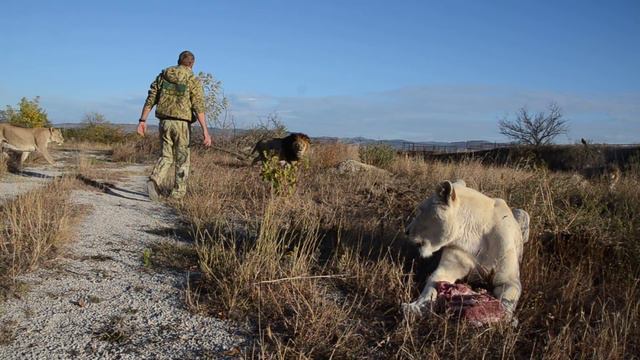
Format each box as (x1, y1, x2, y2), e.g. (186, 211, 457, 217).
(0, 177, 78, 300)
(111, 133, 160, 163)
(0, 155, 7, 177)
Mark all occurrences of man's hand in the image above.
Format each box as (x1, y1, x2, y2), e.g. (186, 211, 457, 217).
(137, 121, 147, 137)
(203, 132, 212, 147)
(195, 112, 211, 147)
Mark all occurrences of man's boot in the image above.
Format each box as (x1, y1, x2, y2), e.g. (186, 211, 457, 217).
(147, 179, 161, 201)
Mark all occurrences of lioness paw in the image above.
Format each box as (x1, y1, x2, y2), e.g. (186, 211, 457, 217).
(402, 301, 429, 319)
(500, 299, 516, 315)
(499, 299, 520, 327)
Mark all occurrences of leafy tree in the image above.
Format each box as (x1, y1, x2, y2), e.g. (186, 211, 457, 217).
(498, 103, 569, 146)
(196, 72, 231, 144)
(0, 97, 50, 128)
(197, 72, 229, 127)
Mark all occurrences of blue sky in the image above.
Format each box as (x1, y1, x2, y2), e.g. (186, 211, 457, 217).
(0, 0, 638, 142)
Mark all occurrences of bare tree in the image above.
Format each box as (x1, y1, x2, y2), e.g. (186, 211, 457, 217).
(82, 112, 108, 125)
(499, 103, 568, 146)
(232, 112, 288, 151)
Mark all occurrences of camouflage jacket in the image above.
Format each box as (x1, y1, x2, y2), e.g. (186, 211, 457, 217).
(144, 65, 205, 122)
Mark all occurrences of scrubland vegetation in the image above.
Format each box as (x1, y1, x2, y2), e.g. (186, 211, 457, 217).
(2, 118, 638, 358)
(162, 142, 640, 359)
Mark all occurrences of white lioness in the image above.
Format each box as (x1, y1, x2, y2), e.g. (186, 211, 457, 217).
(403, 179, 530, 318)
(0, 123, 64, 168)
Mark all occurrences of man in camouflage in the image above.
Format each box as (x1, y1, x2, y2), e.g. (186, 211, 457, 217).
(137, 50, 212, 200)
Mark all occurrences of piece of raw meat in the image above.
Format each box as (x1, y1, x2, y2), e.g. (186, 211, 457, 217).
(434, 281, 507, 327)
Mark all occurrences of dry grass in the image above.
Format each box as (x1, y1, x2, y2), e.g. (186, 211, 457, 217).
(145, 241, 198, 272)
(0, 154, 7, 177)
(0, 177, 78, 299)
(308, 142, 360, 169)
(60, 141, 114, 152)
(167, 144, 639, 358)
(111, 133, 160, 164)
(73, 152, 130, 184)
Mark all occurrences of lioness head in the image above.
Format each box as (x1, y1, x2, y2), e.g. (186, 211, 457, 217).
(49, 128, 64, 145)
(405, 180, 463, 258)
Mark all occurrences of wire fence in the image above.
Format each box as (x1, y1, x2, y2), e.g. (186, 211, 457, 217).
(399, 142, 640, 155)
(400, 142, 510, 154)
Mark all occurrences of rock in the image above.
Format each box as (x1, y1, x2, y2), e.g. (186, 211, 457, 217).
(335, 160, 389, 175)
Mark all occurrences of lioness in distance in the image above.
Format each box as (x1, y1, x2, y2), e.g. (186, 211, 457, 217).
(403, 180, 530, 320)
(251, 132, 310, 165)
(0, 123, 64, 169)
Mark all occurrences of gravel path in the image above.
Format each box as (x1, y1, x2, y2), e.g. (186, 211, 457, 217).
(0, 164, 244, 359)
(0, 161, 65, 203)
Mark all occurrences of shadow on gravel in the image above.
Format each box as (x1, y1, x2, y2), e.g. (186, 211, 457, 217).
(80, 254, 116, 262)
(143, 225, 193, 243)
(108, 186, 147, 198)
(75, 174, 148, 202)
(14, 170, 60, 179)
(103, 188, 147, 201)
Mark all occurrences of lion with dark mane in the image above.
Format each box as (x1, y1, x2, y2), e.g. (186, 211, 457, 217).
(251, 132, 310, 165)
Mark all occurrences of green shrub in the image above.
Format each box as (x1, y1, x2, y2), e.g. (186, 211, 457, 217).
(63, 113, 127, 144)
(359, 144, 396, 169)
(260, 155, 299, 195)
(69, 124, 126, 144)
(0, 97, 50, 128)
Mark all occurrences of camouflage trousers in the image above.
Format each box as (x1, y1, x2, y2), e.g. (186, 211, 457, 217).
(150, 119, 190, 198)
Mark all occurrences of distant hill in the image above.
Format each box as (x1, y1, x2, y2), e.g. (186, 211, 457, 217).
(311, 136, 507, 151)
(54, 122, 507, 151)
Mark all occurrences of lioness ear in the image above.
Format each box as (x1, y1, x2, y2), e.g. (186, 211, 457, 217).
(453, 179, 466, 187)
(437, 180, 456, 204)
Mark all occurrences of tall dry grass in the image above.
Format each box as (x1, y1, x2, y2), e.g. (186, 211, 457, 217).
(60, 141, 114, 152)
(307, 142, 359, 169)
(0, 154, 7, 177)
(111, 133, 160, 163)
(172, 144, 639, 359)
(0, 177, 77, 298)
